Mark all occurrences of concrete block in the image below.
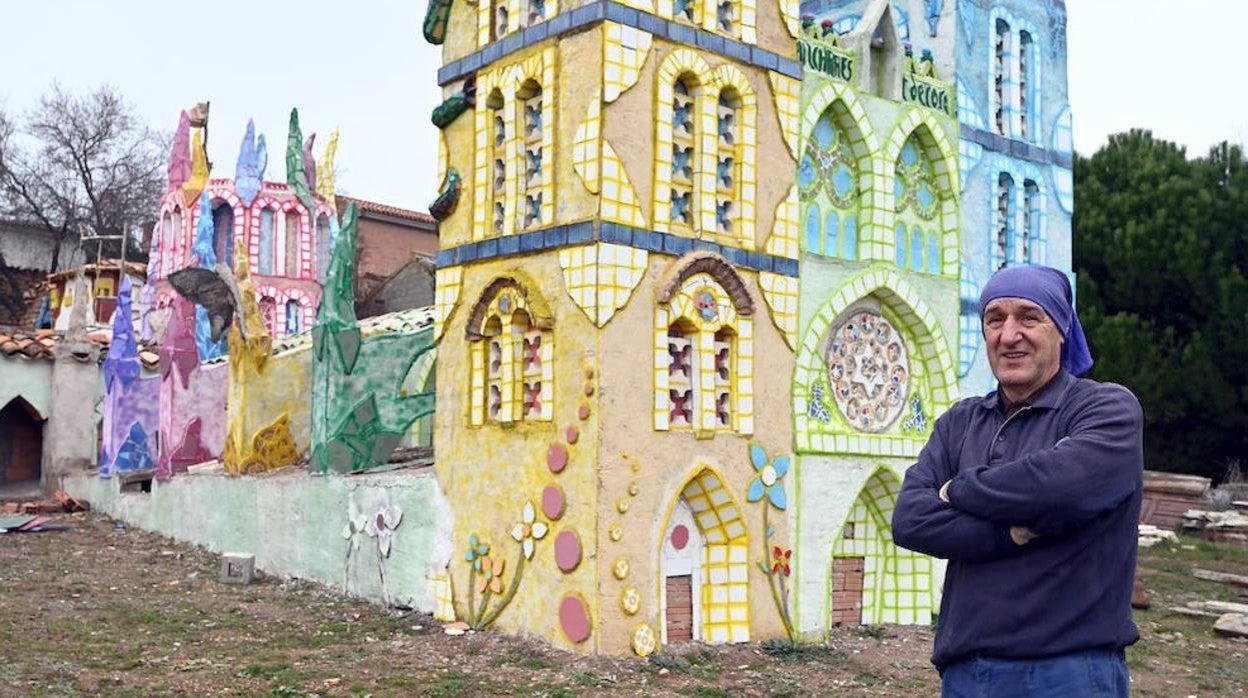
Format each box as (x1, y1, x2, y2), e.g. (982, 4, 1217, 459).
(220, 552, 256, 585)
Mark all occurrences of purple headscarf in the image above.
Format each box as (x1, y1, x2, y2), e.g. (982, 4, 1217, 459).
(978, 265, 1094, 376)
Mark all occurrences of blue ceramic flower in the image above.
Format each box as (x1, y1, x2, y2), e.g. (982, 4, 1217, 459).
(465, 533, 490, 571)
(746, 444, 790, 510)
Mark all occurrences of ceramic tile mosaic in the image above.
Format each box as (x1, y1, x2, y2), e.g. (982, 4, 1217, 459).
(434, 266, 464, 341)
(768, 73, 802, 161)
(558, 243, 649, 327)
(573, 91, 602, 194)
(987, 154, 1048, 269)
(603, 22, 653, 103)
(601, 141, 648, 227)
(679, 468, 750, 643)
(881, 111, 959, 275)
(792, 268, 957, 455)
(830, 468, 932, 625)
(757, 272, 798, 349)
(468, 282, 554, 426)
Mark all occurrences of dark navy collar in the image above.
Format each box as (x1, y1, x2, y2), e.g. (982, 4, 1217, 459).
(977, 370, 1076, 413)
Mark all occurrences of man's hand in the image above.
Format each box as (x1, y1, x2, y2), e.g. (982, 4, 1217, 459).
(1009, 526, 1039, 546)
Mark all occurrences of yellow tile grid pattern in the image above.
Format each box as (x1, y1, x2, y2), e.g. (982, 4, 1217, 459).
(478, 0, 560, 47)
(778, 0, 800, 38)
(764, 182, 800, 259)
(558, 243, 649, 327)
(653, 273, 754, 435)
(681, 469, 750, 644)
(880, 110, 959, 271)
(434, 266, 464, 341)
(572, 90, 602, 194)
(739, 0, 757, 45)
(430, 570, 457, 622)
(768, 73, 802, 160)
(471, 47, 557, 241)
(601, 140, 648, 227)
(791, 267, 959, 454)
(757, 272, 798, 350)
(653, 50, 713, 235)
(603, 23, 654, 103)
(469, 289, 553, 426)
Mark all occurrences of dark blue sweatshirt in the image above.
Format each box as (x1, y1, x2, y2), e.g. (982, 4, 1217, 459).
(892, 371, 1143, 671)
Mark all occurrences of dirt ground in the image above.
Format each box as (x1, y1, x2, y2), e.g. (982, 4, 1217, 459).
(0, 513, 1245, 697)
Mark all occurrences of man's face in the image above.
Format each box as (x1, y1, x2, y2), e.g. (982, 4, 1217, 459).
(982, 297, 1064, 402)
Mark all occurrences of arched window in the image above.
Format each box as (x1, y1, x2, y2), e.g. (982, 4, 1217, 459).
(259, 296, 277, 337)
(654, 263, 754, 436)
(487, 90, 506, 237)
(285, 299, 302, 335)
(1019, 31, 1032, 140)
(894, 133, 941, 274)
(469, 282, 553, 426)
(798, 106, 860, 259)
(714, 89, 741, 238)
(526, 0, 547, 25)
(315, 213, 332, 284)
(518, 80, 544, 231)
(804, 203, 821, 254)
(715, 0, 735, 35)
(993, 19, 1010, 136)
(491, 0, 508, 41)
(1023, 179, 1040, 263)
(670, 76, 697, 232)
(674, 0, 696, 25)
(212, 201, 234, 269)
(258, 209, 275, 275)
(995, 173, 1015, 268)
(284, 210, 301, 277)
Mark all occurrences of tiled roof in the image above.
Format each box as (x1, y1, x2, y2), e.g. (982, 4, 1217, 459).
(0, 326, 159, 368)
(47, 260, 147, 283)
(336, 196, 437, 226)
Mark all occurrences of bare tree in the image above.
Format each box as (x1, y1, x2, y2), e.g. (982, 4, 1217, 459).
(0, 85, 166, 275)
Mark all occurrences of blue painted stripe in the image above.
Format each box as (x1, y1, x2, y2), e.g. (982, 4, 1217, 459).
(437, 0, 801, 86)
(434, 222, 800, 276)
(959, 125, 1074, 169)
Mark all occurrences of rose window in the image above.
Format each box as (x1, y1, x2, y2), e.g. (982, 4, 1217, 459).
(824, 311, 909, 432)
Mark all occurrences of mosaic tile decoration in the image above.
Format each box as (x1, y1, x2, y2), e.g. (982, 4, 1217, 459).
(958, 259, 981, 377)
(792, 267, 957, 456)
(603, 22, 653, 103)
(955, 77, 985, 193)
(768, 73, 802, 161)
(558, 243, 649, 327)
(798, 82, 882, 261)
(829, 467, 932, 626)
(712, 64, 758, 249)
(435, 268, 464, 343)
(653, 272, 754, 435)
(677, 467, 750, 643)
(601, 141, 648, 227)
(1050, 106, 1074, 214)
(880, 111, 959, 275)
(986, 154, 1048, 269)
(572, 90, 602, 194)
(471, 47, 557, 241)
(987, 6, 1043, 145)
(778, 0, 800, 37)
(765, 183, 799, 260)
(757, 271, 797, 350)
(653, 49, 713, 237)
(467, 278, 554, 425)
(477, 0, 560, 48)
(823, 310, 910, 433)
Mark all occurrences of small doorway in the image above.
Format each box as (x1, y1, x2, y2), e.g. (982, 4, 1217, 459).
(830, 556, 865, 625)
(0, 397, 44, 491)
(661, 498, 704, 644)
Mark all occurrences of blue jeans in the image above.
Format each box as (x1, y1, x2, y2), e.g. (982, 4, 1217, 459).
(941, 648, 1129, 697)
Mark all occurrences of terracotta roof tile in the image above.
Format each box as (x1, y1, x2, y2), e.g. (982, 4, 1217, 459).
(336, 196, 437, 226)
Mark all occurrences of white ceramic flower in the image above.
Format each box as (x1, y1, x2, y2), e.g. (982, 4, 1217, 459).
(510, 501, 548, 560)
(342, 498, 368, 550)
(364, 502, 403, 557)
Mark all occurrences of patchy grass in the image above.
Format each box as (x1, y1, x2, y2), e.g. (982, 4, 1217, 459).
(0, 515, 1244, 696)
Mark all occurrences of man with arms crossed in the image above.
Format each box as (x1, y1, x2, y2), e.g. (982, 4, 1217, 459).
(893, 265, 1143, 697)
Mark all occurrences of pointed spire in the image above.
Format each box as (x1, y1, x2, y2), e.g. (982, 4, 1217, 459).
(183, 128, 209, 208)
(235, 119, 262, 207)
(104, 275, 140, 390)
(286, 108, 316, 213)
(302, 132, 317, 199)
(316, 128, 339, 210)
(167, 111, 192, 193)
(191, 191, 216, 267)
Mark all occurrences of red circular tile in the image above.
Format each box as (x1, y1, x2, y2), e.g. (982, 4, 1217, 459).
(584, 384, 594, 397)
(542, 485, 565, 520)
(566, 426, 579, 444)
(559, 595, 591, 644)
(671, 524, 689, 550)
(547, 443, 567, 473)
(554, 530, 582, 572)
(578, 404, 590, 420)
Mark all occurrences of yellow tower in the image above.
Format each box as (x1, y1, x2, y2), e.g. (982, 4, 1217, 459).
(427, 0, 803, 654)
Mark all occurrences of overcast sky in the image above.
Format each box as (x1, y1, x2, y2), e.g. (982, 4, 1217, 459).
(1, 1, 1243, 212)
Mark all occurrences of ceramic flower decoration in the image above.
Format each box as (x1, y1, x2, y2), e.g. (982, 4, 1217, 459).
(510, 501, 549, 560)
(476, 556, 506, 594)
(341, 499, 369, 550)
(746, 443, 790, 510)
(466, 533, 490, 571)
(772, 546, 792, 576)
(364, 502, 403, 557)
